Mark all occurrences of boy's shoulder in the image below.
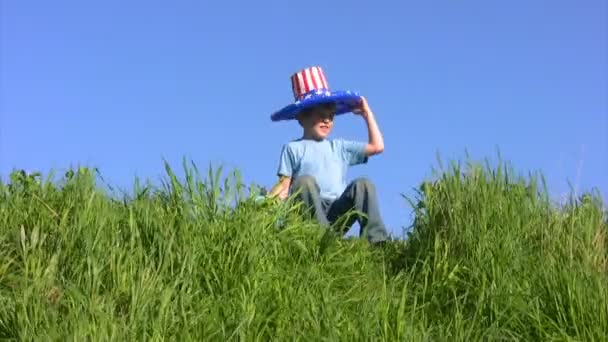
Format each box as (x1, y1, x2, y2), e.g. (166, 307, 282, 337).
(282, 137, 348, 152)
(283, 137, 346, 147)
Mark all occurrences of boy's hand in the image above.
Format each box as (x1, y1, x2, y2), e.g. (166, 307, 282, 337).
(353, 96, 372, 118)
(268, 176, 291, 201)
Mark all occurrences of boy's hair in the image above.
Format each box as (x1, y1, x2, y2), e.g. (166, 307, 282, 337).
(296, 102, 337, 126)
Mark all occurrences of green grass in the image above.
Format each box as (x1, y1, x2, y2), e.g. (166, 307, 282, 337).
(1, 156, 606, 340)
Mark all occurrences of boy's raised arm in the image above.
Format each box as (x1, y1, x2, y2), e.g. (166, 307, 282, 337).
(354, 97, 384, 156)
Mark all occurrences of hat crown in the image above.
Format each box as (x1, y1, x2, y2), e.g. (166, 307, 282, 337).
(290, 66, 329, 101)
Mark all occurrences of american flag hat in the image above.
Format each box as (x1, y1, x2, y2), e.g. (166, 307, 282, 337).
(270, 66, 362, 122)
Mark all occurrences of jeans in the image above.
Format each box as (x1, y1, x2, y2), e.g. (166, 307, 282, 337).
(290, 175, 389, 243)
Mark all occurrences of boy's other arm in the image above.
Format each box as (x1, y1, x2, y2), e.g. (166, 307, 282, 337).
(268, 176, 291, 200)
(354, 96, 384, 156)
(269, 144, 294, 200)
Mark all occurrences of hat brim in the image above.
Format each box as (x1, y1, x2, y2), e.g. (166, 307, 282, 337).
(270, 90, 361, 122)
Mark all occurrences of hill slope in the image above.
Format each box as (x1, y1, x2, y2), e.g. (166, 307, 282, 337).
(1, 158, 606, 340)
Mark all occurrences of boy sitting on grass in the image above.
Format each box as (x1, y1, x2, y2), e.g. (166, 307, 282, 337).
(268, 66, 389, 245)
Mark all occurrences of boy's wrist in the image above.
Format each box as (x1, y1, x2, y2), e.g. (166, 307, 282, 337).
(354, 96, 373, 119)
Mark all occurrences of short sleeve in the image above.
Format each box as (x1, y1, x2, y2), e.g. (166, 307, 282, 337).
(277, 144, 294, 177)
(339, 139, 368, 166)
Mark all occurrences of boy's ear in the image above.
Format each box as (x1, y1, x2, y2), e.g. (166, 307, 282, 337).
(296, 110, 308, 127)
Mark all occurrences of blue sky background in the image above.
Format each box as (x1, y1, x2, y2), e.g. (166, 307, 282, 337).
(1, 0, 606, 237)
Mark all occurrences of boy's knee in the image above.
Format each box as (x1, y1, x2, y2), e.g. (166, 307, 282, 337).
(292, 175, 318, 189)
(352, 177, 375, 191)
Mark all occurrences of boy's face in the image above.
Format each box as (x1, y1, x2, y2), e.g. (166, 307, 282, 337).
(298, 103, 336, 140)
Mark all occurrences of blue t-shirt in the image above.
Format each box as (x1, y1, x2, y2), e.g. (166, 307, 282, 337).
(276, 138, 368, 200)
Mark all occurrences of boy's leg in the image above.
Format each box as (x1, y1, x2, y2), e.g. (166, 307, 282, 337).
(290, 175, 330, 226)
(326, 177, 389, 243)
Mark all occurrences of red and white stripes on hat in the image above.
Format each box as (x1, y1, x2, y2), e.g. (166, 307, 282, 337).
(290, 66, 329, 100)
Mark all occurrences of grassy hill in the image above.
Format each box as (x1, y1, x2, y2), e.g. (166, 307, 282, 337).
(1, 157, 606, 340)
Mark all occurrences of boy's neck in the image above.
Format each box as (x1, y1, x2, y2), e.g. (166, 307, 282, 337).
(302, 131, 325, 141)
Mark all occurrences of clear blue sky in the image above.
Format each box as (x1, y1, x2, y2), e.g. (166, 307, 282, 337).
(1, 0, 606, 237)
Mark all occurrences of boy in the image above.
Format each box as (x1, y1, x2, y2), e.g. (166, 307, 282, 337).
(268, 66, 389, 244)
